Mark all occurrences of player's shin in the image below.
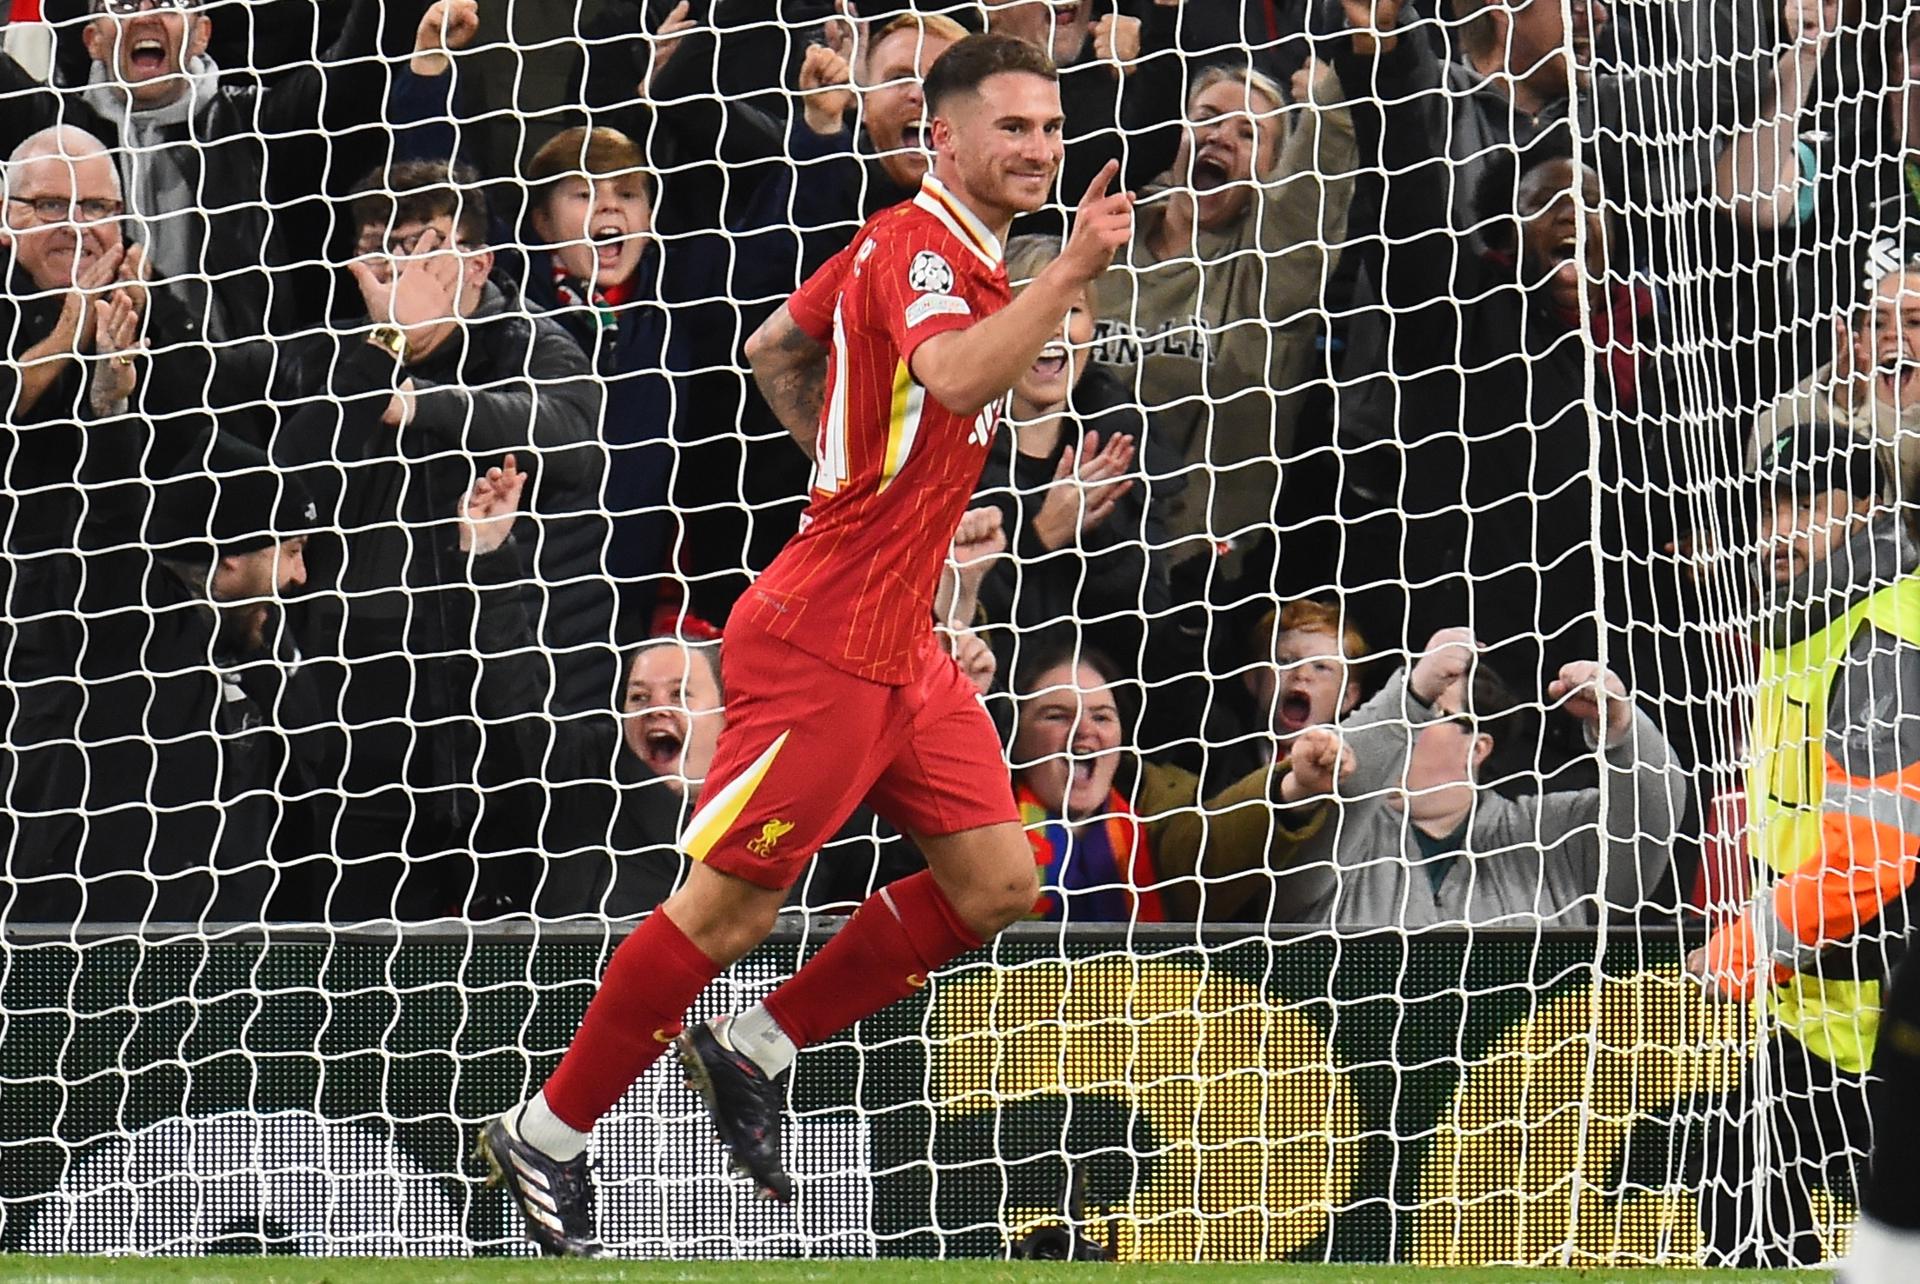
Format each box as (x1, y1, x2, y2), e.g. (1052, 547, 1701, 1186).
(538, 910, 725, 1137)
(756, 869, 984, 1054)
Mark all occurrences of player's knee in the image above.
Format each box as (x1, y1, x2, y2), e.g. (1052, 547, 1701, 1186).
(960, 864, 1041, 936)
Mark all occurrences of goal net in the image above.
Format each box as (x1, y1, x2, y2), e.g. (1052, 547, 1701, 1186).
(0, 0, 1905, 1266)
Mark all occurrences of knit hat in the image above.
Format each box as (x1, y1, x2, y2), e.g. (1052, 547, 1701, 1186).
(148, 431, 321, 560)
(1757, 423, 1884, 507)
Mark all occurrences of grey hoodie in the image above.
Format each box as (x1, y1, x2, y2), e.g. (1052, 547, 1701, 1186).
(1263, 668, 1688, 930)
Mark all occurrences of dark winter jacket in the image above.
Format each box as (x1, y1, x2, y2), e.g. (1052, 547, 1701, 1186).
(971, 366, 1177, 657)
(223, 278, 612, 718)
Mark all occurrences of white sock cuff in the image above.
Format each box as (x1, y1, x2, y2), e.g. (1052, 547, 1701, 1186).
(726, 1004, 798, 1078)
(514, 1089, 590, 1162)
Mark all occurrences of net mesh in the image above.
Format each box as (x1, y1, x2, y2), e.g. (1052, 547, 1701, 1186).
(0, 0, 1909, 1265)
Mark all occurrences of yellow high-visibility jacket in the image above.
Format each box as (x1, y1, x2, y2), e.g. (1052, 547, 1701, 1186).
(1704, 519, 1920, 1073)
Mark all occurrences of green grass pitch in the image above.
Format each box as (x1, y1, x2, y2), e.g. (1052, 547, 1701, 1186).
(0, 1260, 1835, 1284)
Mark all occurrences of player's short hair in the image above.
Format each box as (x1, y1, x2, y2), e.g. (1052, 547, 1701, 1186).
(922, 31, 1057, 116)
(524, 127, 653, 209)
(348, 158, 490, 250)
(1257, 598, 1369, 664)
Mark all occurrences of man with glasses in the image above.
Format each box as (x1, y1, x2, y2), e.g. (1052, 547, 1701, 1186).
(2, 125, 140, 425)
(0, 0, 479, 339)
(1248, 625, 1685, 928)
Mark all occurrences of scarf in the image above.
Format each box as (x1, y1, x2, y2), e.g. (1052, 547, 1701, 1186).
(1014, 780, 1164, 924)
(85, 55, 222, 332)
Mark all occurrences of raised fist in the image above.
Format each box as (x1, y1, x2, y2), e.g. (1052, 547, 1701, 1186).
(1408, 627, 1476, 705)
(798, 42, 855, 136)
(1279, 724, 1355, 803)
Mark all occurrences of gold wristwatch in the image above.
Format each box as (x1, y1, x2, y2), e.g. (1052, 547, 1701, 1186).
(368, 324, 409, 363)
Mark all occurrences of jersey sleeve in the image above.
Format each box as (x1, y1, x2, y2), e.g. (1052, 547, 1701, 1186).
(786, 237, 859, 342)
(872, 232, 990, 369)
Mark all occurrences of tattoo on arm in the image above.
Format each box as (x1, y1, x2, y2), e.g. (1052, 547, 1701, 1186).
(752, 317, 829, 459)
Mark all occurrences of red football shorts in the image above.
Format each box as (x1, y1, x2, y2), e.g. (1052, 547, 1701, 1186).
(679, 617, 1018, 889)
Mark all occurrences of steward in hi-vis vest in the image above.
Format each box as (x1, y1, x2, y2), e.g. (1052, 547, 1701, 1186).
(1692, 424, 1917, 1266)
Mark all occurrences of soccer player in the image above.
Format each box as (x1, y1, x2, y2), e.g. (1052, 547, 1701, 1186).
(477, 32, 1133, 1257)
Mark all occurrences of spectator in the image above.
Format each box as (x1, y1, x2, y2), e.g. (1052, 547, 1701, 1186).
(1090, 60, 1356, 577)
(1142, 594, 1371, 793)
(1329, 0, 1764, 239)
(4, 429, 326, 924)
(1247, 628, 1685, 928)
(520, 638, 721, 919)
(1, 125, 217, 460)
(1009, 643, 1328, 924)
(0, 0, 478, 338)
(568, 5, 953, 623)
(259, 158, 612, 716)
(186, 160, 606, 917)
(1, 126, 141, 426)
(1241, 596, 1367, 761)
(969, 235, 1175, 667)
(788, 11, 968, 233)
(521, 125, 687, 640)
(1686, 424, 1912, 1266)
(1751, 261, 1920, 503)
(1338, 94, 1684, 701)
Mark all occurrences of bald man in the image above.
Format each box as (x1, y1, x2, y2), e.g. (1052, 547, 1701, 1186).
(1, 125, 143, 423)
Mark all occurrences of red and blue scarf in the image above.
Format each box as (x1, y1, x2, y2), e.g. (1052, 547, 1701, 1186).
(1015, 781, 1165, 924)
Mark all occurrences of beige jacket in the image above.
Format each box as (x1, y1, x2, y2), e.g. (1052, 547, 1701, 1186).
(1139, 758, 1326, 923)
(1090, 68, 1358, 573)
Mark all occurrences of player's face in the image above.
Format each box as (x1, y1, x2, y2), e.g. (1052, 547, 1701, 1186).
(934, 71, 1065, 219)
(861, 26, 955, 191)
(1012, 661, 1124, 820)
(623, 645, 725, 796)
(1251, 628, 1357, 747)
(1174, 78, 1283, 232)
(1010, 284, 1094, 411)
(1850, 270, 1920, 410)
(528, 174, 653, 289)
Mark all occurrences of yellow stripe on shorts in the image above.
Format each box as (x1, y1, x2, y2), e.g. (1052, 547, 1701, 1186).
(680, 730, 791, 861)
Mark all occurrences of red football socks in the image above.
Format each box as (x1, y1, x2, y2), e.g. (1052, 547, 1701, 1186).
(542, 910, 723, 1131)
(762, 870, 982, 1049)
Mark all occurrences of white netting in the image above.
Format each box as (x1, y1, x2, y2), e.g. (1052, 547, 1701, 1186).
(0, 0, 1911, 1266)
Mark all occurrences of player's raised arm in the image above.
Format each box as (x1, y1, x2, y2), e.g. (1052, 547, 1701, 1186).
(910, 161, 1134, 416)
(744, 302, 829, 459)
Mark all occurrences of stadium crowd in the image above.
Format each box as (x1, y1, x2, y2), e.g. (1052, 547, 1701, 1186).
(0, 0, 1911, 960)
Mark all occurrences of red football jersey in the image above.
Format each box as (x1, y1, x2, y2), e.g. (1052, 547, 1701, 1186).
(739, 174, 1011, 684)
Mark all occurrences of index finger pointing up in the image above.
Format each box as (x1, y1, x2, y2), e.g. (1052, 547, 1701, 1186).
(1080, 159, 1121, 206)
